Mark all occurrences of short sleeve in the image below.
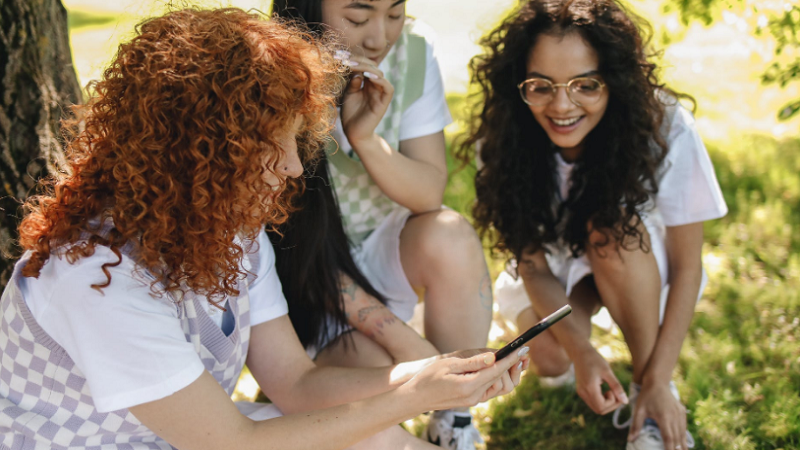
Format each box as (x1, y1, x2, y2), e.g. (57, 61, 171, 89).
(247, 229, 289, 327)
(20, 248, 205, 413)
(397, 32, 453, 142)
(655, 104, 728, 226)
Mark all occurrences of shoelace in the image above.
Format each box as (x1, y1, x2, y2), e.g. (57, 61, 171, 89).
(612, 403, 633, 429)
(635, 422, 696, 449)
(449, 423, 484, 450)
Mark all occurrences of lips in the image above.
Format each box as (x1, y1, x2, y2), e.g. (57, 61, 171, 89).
(548, 116, 583, 134)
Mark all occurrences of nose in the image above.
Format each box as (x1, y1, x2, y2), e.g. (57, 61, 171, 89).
(549, 85, 574, 112)
(362, 19, 388, 53)
(278, 140, 303, 179)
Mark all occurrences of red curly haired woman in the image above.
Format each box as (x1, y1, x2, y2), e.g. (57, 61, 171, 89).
(0, 9, 527, 450)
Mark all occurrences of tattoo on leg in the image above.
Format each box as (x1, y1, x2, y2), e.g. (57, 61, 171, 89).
(479, 271, 493, 311)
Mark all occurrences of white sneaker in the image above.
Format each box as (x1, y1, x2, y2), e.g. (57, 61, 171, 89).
(537, 363, 576, 388)
(613, 382, 695, 450)
(424, 410, 484, 450)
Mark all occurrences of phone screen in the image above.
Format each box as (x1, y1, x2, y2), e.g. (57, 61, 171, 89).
(494, 304, 572, 360)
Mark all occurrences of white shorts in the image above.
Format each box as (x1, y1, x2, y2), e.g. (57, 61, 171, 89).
(307, 207, 418, 358)
(495, 209, 707, 326)
(236, 401, 283, 420)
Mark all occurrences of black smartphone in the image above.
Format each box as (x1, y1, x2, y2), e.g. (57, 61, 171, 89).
(494, 304, 573, 360)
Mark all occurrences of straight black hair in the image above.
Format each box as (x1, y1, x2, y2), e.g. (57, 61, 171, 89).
(269, 1, 390, 350)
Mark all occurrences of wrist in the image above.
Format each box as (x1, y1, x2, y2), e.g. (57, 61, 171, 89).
(563, 338, 596, 361)
(348, 133, 383, 154)
(389, 356, 437, 386)
(642, 366, 674, 387)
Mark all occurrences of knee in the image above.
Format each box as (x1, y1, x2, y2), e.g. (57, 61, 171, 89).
(529, 343, 572, 377)
(586, 222, 651, 274)
(409, 210, 483, 264)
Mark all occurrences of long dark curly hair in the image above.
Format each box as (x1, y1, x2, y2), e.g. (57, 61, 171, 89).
(458, 0, 687, 261)
(19, 9, 343, 302)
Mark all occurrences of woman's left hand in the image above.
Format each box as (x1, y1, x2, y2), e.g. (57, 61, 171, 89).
(339, 55, 395, 148)
(628, 381, 688, 450)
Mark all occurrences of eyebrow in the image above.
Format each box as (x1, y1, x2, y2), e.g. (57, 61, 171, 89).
(526, 70, 600, 80)
(346, 0, 406, 10)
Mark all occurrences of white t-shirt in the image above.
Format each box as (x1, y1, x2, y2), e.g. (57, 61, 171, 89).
(18, 229, 287, 413)
(331, 29, 453, 152)
(555, 103, 728, 226)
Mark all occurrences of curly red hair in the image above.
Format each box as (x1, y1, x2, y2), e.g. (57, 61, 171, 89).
(19, 8, 344, 301)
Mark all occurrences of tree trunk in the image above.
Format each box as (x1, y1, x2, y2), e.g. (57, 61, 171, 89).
(0, 0, 81, 288)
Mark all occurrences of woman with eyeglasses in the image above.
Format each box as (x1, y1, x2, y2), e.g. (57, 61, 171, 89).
(458, 1, 727, 450)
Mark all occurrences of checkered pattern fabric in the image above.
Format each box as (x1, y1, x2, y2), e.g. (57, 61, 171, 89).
(0, 248, 255, 449)
(328, 20, 423, 244)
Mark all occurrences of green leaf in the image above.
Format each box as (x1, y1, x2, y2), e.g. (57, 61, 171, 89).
(778, 99, 800, 121)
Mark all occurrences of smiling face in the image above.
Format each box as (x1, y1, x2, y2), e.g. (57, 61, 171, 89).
(525, 32, 609, 161)
(321, 0, 406, 64)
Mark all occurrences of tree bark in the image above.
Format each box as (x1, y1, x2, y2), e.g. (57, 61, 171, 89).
(0, 0, 81, 287)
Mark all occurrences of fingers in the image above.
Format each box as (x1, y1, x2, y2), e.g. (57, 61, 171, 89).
(344, 55, 385, 79)
(602, 370, 628, 407)
(628, 401, 646, 443)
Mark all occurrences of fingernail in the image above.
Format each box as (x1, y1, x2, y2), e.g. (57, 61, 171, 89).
(345, 60, 359, 67)
(483, 354, 493, 365)
(621, 392, 629, 404)
(363, 71, 377, 79)
(334, 49, 351, 60)
(517, 346, 530, 357)
(516, 362, 523, 371)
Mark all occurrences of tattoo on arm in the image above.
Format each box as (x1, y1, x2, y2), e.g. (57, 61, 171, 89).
(340, 281, 358, 302)
(357, 305, 385, 322)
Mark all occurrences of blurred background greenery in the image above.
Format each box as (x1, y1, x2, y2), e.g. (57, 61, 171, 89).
(62, 0, 800, 448)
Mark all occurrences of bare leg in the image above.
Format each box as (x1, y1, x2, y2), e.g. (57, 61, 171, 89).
(347, 424, 441, 450)
(399, 209, 492, 352)
(518, 277, 601, 377)
(586, 223, 660, 384)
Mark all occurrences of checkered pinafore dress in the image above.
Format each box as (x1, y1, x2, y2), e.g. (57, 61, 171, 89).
(0, 244, 255, 450)
(327, 20, 428, 245)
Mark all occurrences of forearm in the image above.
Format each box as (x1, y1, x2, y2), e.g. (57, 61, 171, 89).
(520, 268, 594, 358)
(351, 134, 446, 213)
(134, 371, 424, 450)
(248, 389, 420, 450)
(642, 268, 702, 386)
(341, 277, 440, 362)
(284, 358, 434, 413)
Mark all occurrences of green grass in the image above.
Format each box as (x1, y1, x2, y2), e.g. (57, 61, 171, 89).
(439, 97, 800, 448)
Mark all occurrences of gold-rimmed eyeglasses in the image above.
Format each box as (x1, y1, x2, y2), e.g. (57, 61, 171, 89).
(517, 77, 606, 107)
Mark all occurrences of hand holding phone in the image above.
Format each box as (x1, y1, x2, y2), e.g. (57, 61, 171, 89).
(494, 305, 573, 360)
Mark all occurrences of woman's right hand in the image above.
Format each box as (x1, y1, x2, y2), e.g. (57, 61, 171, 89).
(573, 346, 628, 414)
(338, 55, 395, 149)
(401, 351, 527, 413)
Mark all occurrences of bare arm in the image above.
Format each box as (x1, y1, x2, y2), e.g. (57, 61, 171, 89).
(338, 57, 447, 214)
(340, 275, 440, 363)
(517, 249, 594, 358)
(130, 349, 522, 450)
(350, 131, 447, 213)
(518, 248, 626, 414)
